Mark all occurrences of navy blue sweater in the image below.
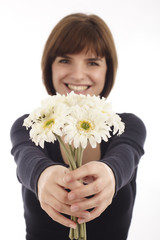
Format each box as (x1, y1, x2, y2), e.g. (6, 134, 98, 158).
(10, 113, 146, 240)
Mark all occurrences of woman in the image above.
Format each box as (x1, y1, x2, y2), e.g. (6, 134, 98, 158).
(10, 13, 146, 239)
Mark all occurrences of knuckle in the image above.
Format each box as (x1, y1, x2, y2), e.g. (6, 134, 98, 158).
(91, 164, 98, 173)
(95, 196, 103, 206)
(40, 203, 59, 222)
(40, 201, 46, 210)
(108, 197, 113, 206)
(96, 209, 102, 218)
(47, 206, 58, 222)
(95, 198, 100, 206)
(39, 193, 48, 206)
(49, 210, 55, 219)
(62, 192, 68, 202)
(84, 164, 92, 174)
(94, 182, 101, 193)
(50, 211, 57, 222)
(54, 202, 64, 212)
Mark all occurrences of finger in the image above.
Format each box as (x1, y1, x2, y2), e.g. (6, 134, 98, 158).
(50, 177, 84, 205)
(41, 202, 77, 229)
(77, 190, 113, 224)
(45, 193, 71, 213)
(49, 185, 70, 204)
(64, 178, 84, 191)
(63, 163, 97, 183)
(70, 191, 102, 212)
(44, 194, 91, 220)
(49, 183, 83, 205)
(68, 178, 103, 200)
(70, 187, 113, 214)
(78, 204, 107, 224)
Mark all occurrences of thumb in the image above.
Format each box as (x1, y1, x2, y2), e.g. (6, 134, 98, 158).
(63, 163, 96, 183)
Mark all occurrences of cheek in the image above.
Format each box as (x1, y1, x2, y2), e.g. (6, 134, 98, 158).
(52, 66, 68, 82)
(100, 68, 107, 85)
(94, 70, 106, 85)
(51, 66, 61, 86)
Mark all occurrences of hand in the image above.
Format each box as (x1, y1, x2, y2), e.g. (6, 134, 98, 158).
(37, 165, 90, 228)
(63, 161, 116, 224)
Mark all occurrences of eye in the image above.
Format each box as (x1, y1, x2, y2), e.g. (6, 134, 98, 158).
(88, 61, 99, 66)
(59, 58, 70, 64)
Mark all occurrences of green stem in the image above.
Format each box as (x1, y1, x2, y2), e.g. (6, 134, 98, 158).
(77, 146, 84, 168)
(69, 227, 74, 240)
(56, 136, 77, 170)
(56, 136, 87, 240)
(84, 223, 87, 240)
(69, 144, 75, 158)
(80, 223, 84, 238)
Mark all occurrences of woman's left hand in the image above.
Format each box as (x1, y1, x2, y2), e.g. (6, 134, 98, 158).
(63, 161, 116, 224)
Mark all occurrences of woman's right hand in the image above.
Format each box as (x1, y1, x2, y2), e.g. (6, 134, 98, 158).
(37, 165, 90, 228)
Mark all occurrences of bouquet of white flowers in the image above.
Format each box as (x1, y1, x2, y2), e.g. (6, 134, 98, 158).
(23, 92, 125, 240)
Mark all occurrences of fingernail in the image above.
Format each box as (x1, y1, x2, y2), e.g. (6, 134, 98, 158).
(63, 175, 71, 183)
(71, 205, 79, 212)
(82, 212, 90, 219)
(68, 193, 75, 200)
(69, 224, 76, 229)
(78, 218, 85, 224)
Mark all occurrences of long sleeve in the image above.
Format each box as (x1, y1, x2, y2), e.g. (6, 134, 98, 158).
(100, 113, 146, 194)
(10, 114, 63, 195)
(10, 113, 147, 239)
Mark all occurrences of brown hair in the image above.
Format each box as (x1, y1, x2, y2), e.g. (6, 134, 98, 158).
(41, 13, 118, 97)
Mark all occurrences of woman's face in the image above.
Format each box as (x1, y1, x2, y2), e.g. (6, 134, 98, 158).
(51, 50, 107, 96)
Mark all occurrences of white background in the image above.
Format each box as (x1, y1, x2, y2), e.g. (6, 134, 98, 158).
(0, 0, 160, 239)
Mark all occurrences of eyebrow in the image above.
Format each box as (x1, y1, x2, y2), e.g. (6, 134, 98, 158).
(59, 55, 103, 61)
(60, 55, 71, 59)
(87, 58, 103, 62)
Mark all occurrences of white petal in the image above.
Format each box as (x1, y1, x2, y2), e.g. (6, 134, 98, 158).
(89, 136, 97, 148)
(73, 134, 80, 148)
(80, 135, 88, 149)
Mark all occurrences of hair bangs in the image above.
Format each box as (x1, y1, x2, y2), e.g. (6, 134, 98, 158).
(54, 22, 107, 57)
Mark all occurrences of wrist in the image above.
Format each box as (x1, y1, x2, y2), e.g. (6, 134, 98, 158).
(100, 162, 116, 197)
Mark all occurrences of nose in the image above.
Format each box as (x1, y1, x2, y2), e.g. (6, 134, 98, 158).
(70, 64, 86, 82)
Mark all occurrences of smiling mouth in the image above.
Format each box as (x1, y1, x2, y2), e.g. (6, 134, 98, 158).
(66, 84, 89, 92)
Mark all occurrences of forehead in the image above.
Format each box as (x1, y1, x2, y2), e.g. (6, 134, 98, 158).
(62, 49, 102, 58)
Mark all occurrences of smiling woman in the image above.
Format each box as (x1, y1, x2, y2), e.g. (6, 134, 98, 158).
(41, 13, 118, 98)
(10, 12, 146, 240)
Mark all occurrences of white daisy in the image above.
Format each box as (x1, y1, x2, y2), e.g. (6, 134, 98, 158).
(107, 113, 125, 135)
(23, 92, 125, 149)
(63, 106, 111, 149)
(29, 113, 63, 148)
(23, 99, 69, 148)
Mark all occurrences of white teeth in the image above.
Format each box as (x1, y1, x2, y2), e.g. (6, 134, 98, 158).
(67, 84, 88, 91)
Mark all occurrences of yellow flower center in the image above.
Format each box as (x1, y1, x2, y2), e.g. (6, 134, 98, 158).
(43, 118, 55, 129)
(101, 110, 106, 114)
(77, 120, 94, 132)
